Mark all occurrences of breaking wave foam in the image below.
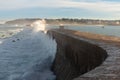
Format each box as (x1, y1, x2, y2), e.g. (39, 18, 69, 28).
(0, 20, 57, 80)
(30, 19, 46, 32)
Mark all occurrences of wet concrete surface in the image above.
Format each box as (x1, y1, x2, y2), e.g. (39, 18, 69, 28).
(55, 29, 120, 80)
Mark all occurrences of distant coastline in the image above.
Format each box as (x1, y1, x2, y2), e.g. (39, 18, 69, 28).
(4, 18, 120, 26)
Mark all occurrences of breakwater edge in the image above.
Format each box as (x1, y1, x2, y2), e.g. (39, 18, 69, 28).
(48, 29, 108, 80)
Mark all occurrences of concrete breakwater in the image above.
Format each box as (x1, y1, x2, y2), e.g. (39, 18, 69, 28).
(47, 29, 107, 80)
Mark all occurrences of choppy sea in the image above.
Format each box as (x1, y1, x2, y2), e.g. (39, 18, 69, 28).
(0, 24, 57, 80)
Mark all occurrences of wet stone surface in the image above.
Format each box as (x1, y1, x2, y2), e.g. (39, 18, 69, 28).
(50, 29, 120, 80)
(73, 34, 120, 80)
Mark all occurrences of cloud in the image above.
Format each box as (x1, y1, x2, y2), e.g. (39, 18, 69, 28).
(0, 0, 120, 14)
(0, 0, 69, 10)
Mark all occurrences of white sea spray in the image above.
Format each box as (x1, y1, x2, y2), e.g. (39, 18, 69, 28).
(0, 20, 57, 80)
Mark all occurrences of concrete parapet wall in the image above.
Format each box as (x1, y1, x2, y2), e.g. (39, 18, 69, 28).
(47, 29, 107, 80)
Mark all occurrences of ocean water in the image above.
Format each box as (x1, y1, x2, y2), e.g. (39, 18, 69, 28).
(1, 23, 120, 80)
(64, 25, 120, 37)
(47, 25, 120, 37)
(0, 23, 57, 80)
(0, 24, 23, 38)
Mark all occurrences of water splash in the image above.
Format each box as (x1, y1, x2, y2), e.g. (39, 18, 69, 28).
(30, 19, 46, 32)
(0, 20, 57, 80)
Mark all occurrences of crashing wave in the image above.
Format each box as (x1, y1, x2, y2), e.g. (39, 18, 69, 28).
(0, 20, 57, 80)
(30, 19, 46, 33)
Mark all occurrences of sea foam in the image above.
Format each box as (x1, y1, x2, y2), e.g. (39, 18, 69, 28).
(0, 20, 57, 80)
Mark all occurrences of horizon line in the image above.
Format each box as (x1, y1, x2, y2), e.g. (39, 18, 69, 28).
(1, 17, 120, 21)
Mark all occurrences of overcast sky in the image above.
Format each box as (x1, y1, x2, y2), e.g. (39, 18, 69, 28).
(0, 0, 120, 20)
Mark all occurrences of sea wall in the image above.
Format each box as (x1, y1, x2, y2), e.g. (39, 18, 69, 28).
(47, 29, 107, 80)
